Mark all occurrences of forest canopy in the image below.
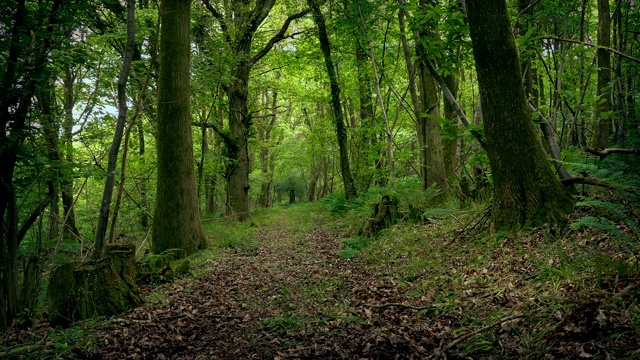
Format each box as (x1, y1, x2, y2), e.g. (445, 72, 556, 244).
(0, 0, 639, 356)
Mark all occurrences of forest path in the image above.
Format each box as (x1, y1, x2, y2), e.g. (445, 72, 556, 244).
(93, 211, 438, 359)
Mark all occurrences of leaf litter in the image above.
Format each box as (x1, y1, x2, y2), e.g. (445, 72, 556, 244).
(3, 203, 639, 359)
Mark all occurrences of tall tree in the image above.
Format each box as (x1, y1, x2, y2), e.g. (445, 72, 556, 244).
(201, 0, 309, 220)
(592, 0, 613, 148)
(152, 0, 206, 254)
(415, 0, 448, 199)
(397, 0, 449, 199)
(308, 0, 357, 200)
(0, 0, 72, 327)
(60, 66, 81, 241)
(92, 0, 136, 259)
(466, 0, 574, 230)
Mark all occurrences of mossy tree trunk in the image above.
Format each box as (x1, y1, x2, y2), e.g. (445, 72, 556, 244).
(308, 0, 357, 201)
(398, 0, 448, 199)
(152, 0, 206, 254)
(415, 2, 448, 200)
(466, 0, 574, 230)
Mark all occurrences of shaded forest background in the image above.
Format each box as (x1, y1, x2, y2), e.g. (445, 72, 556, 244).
(1, 0, 639, 348)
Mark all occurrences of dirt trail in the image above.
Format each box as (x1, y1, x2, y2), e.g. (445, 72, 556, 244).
(93, 215, 443, 359)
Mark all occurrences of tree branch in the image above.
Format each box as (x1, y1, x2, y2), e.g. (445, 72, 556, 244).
(192, 121, 235, 150)
(17, 181, 54, 246)
(560, 176, 616, 188)
(251, 9, 311, 64)
(201, 0, 231, 43)
(539, 36, 640, 64)
(444, 314, 524, 350)
(585, 147, 640, 160)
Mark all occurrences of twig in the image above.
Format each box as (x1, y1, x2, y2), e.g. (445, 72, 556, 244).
(136, 225, 153, 258)
(362, 303, 432, 311)
(444, 314, 524, 350)
(0, 342, 54, 358)
(452, 206, 492, 242)
(612, 283, 635, 301)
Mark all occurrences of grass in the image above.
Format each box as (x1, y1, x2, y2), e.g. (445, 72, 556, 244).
(10, 189, 638, 358)
(351, 198, 640, 357)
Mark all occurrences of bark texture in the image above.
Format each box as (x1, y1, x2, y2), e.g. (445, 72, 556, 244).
(466, 0, 573, 230)
(152, 0, 206, 254)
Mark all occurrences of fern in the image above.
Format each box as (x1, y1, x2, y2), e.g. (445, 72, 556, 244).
(577, 200, 627, 218)
(571, 216, 636, 246)
(577, 200, 640, 236)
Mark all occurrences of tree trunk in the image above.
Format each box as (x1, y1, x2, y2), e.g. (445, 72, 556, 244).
(92, 0, 136, 260)
(0, 0, 62, 327)
(415, 21, 448, 199)
(226, 53, 252, 219)
(592, 0, 613, 148)
(309, 0, 357, 201)
(39, 77, 61, 242)
(399, 0, 448, 198)
(443, 74, 460, 180)
(259, 88, 277, 208)
(358, 5, 394, 186)
(613, 3, 626, 147)
(152, 0, 206, 254)
(137, 123, 149, 228)
(60, 66, 81, 241)
(466, 0, 574, 230)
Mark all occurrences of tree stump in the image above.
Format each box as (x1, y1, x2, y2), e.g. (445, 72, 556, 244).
(47, 246, 141, 327)
(359, 195, 399, 237)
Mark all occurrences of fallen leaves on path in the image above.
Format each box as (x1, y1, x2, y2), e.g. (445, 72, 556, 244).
(90, 219, 460, 359)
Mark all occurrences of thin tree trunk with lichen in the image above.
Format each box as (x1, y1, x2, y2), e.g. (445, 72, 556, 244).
(466, 0, 574, 230)
(308, 0, 357, 201)
(61, 66, 81, 242)
(443, 74, 460, 181)
(92, 0, 136, 260)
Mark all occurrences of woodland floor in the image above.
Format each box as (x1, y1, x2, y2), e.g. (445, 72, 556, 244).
(2, 202, 640, 359)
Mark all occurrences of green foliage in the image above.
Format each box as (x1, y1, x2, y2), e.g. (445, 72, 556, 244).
(571, 216, 636, 245)
(264, 314, 305, 331)
(203, 220, 258, 251)
(423, 208, 455, 219)
(323, 191, 359, 215)
(571, 199, 639, 246)
(338, 236, 367, 259)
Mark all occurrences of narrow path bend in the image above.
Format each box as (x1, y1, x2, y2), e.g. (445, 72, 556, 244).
(94, 214, 444, 359)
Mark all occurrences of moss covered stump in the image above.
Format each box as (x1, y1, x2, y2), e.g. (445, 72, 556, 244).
(359, 195, 399, 237)
(47, 254, 141, 326)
